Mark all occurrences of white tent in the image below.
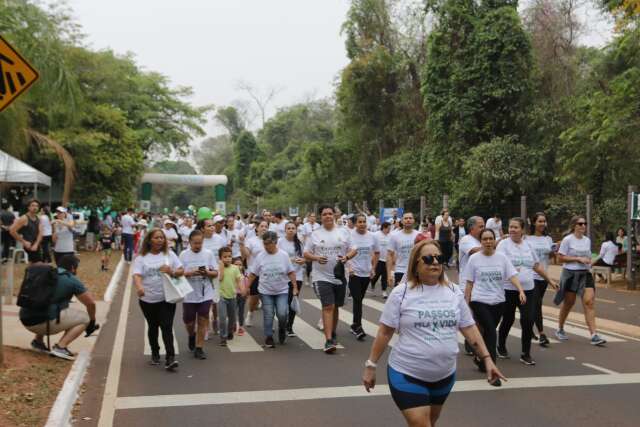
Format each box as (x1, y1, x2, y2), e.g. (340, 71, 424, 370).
(0, 149, 51, 187)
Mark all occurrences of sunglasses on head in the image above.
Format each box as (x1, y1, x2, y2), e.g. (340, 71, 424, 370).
(421, 255, 446, 265)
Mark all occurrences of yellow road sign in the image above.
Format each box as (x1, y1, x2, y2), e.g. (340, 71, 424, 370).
(0, 35, 39, 112)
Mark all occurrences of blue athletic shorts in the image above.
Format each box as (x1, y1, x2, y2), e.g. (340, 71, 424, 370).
(387, 365, 455, 410)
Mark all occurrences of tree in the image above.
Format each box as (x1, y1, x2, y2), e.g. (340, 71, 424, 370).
(234, 131, 260, 190)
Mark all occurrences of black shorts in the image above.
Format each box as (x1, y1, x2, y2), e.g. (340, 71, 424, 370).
(388, 365, 455, 410)
(250, 276, 260, 296)
(561, 269, 595, 293)
(313, 281, 346, 307)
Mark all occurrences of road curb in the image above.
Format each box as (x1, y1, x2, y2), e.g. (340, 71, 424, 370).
(104, 255, 125, 303)
(542, 305, 640, 340)
(45, 350, 91, 427)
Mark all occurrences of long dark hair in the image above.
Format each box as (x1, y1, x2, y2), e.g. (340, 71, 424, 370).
(140, 228, 168, 256)
(605, 231, 615, 244)
(285, 222, 302, 256)
(530, 212, 548, 236)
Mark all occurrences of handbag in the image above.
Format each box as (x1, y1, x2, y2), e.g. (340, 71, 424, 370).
(161, 256, 193, 304)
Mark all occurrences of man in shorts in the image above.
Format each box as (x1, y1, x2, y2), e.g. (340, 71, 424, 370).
(304, 205, 355, 354)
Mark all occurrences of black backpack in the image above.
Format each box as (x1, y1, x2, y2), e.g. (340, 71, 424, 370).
(17, 264, 58, 310)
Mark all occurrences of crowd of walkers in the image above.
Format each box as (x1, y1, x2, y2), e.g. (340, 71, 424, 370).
(3, 198, 623, 426)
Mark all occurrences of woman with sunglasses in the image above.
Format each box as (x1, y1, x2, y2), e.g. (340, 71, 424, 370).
(247, 231, 298, 348)
(554, 216, 607, 346)
(526, 212, 559, 347)
(465, 229, 523, 377)
(497, 217, 555, 365)
(363, 240, 505, 427)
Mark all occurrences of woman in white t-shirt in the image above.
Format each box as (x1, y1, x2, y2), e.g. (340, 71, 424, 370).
(465, 228, 522, 373)
(240, 219, 269, 326)
(363, 240, 505, 426)
(133, 228, 184, 371)
(52, 209, 75, 266)
(496, 217, 555, 366)
(278, 222, 306, 337)
(593, 231, 621, 272)
(526, 212, 558, 347)
(247, 231, 297, 348)
(162, 220, 179, 252)
(554, 216, 606, 346)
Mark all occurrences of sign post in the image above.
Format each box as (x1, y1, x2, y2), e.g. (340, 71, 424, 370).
(0, 35, 39, 112)
(628, 188, 638, 290)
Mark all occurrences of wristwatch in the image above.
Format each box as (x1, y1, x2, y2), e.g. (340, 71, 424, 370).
(365, 359, 377, 369)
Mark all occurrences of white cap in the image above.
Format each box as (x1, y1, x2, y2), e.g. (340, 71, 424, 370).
(138, 219, 148, 226)
(55, 206, 67, 213)
(164, 219, 175, 226)
(213, 214, 225, 223)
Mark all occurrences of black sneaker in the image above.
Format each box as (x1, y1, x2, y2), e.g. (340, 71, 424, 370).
(265, 336, 275, 348)
(227, 332, 234, 341)
(539, 334, 550, 347)
(323, 339, 336, 354)
(194, 348, 207, 360)
(355, 326, 366, 341)
(278, 328, 287, 345)
(287, 328, 297, 337)
(490, 378, 502, 387)
(31, 339, 49, 353)
(188, 335, 196, 352)
(497, 347, 510, 359)
(219, 338, 227, 347)
(150, 352, 161, 365)
(350, 325, 359, 337)
(165, 356, 179, 371)
(520, 354, 536, 366)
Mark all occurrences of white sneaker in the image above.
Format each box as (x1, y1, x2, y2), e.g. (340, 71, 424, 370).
(317, 318, 324, 331)
(382, 291, 388, 299)
(245, 311, 253, 327)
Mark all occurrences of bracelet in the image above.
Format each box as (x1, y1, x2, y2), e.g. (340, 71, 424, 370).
(365, 359, 377, 369)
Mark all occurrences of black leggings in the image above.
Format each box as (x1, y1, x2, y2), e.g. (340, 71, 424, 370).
(469, 301, 504, 362)
(533, 280, 548, 333)
(371, 260, 388, 291)
(287, 281, 302, 330)
(438, 240, 453, 265)
(348, 275, 370, 328)
(498, 289, 535, 356)
(139, 300, 176, 359)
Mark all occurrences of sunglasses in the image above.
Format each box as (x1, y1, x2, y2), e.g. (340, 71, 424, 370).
(576, 222, 587, 226)
(421, 255, 446, 265)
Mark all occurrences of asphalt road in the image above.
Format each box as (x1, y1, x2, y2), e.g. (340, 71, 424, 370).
(76, 267, 640, 427)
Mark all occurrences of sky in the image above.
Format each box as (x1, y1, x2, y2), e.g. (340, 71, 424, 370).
(54, 0, 613, 141)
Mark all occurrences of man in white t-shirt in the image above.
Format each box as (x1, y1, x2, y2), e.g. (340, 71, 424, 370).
(304, 205, 355, 354)
(386, 212, 420, 298)
(486, 214, 503, 239)
(273, 212, 288, 239)
(458, 216, 485, 290)
(121, 208, 136, 263)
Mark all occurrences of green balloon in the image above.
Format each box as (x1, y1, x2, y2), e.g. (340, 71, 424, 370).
(197, 207, 212, 220)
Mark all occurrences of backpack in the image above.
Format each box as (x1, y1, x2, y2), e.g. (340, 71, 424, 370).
(17, 264, 58, 310)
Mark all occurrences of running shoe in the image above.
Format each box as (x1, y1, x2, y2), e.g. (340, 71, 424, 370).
(50, 344, 74, 361)
(245, 312, 253, 327)
(194, 348, 207, 360)
(30, 339, 49, 353)
(219, 338, 227, 347)
(356, 328, 366, 341)
(520, 354, 536, 365)
(165, 356, 179, 371)
(317, 318, 324, 331)
(238, 327, 245, 336)
(150, 352, 161, 365)
(490, 378, 502, 387)
(350, 324, 359, 337)
(323, 339, 336, 354)
(227, 331, 234, 341)
(278, 328, 287, 344)
(539, 334, 550, 347)
(496, 347, 510, 359)
(188, 335, 196, 352)
(590, 334, 607, 346)
(382, 291, 388, 299)
(265, 336, 275, 348)
(287, 328, 297, 337)
(555, 329, 569, 341)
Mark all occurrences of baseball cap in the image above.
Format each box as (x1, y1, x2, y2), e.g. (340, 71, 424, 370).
(213, 214, 225, 223)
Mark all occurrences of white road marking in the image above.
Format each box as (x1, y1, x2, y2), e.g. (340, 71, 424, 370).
(303, 299, 397, 346)
(290, 316, 344, 350)
(144, 324, 180, 355)
(582, 363, 620, 375)
(227, 329, 264, 352)
(98, 268, 132, 427)
(115, 373, 640, 410)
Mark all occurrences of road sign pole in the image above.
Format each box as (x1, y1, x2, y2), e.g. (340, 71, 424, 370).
(627, 186, 637, 290)
(420, 196, 426, 225)
(586, 195, 593, 250)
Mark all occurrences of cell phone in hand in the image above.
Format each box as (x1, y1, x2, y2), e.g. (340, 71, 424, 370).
(199, 266, 207, 275)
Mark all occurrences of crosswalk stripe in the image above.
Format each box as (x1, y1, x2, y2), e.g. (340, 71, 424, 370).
(143, 324, 180, 355)
(290, 316, 344, 350)
(227, 328, 264, 352)
(303, 299, 397, 347)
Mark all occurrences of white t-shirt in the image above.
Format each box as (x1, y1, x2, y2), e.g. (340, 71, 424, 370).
(305, 226, 352, 285)
(374, 230, 390, 262)
(227, 228, 245, 258)
(496, 238, 539, 291)
(251, 249, 294, 295)
(274, 220, 288, 239)
(40, 214, 52, 237)
(465, 252, 518, 305)
(179, 248, 217, 303)
(599, 241, 619, 265)
(244, 235, 266, 273)
(458, 234, 482, 290)
(349, 231, 380, 277)
(53, 219, 75, 253)
(178, 225, 194, 245)
(202, 234, 227, 262)
(366, 215, 377, 231)
(435, 215, 453, 227)
(526, 235, 554, 281)
(303, 222, 320, 240)
(558, 234, 592, 271)
(121, 214, 135, 234)
(277, 238, 304, 281)
(162, 227, 178, 248)
(244, 224, 256, 240)
(388, 230, 420, 274)
(485, 218, 502, 237)
(380, 282, 475, 382)
(133, 251, 183, 303)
